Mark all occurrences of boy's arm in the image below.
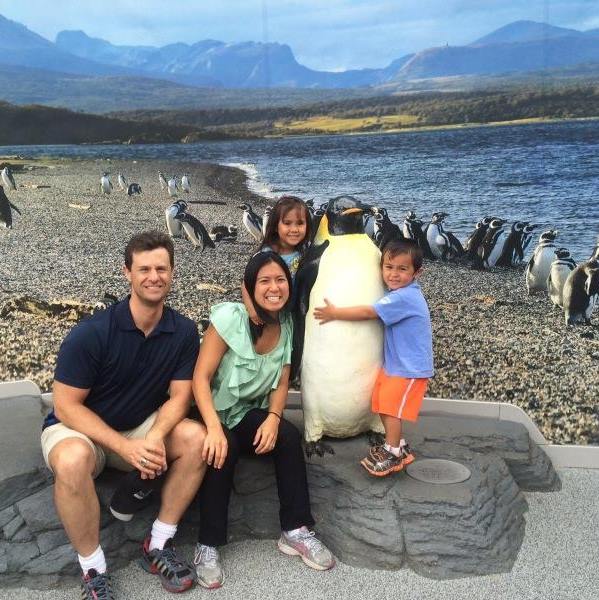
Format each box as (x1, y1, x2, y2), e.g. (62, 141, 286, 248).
(313, 298, 378, 324)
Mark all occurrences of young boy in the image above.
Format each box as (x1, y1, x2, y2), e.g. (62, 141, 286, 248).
(313, 238, 433, 476)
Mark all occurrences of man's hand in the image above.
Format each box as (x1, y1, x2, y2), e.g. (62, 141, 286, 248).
(253, 414, 280, 455)
(313, 298, 337, 324)
(120, 438, 166, 479)
(202, 425, 228, 469)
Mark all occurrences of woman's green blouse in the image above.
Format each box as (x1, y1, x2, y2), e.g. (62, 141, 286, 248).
(209, 302, 293, 429)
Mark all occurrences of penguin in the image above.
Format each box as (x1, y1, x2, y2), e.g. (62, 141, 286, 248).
(174, 212, 215, 251)
(562, 260, 599, 325)
(127, 183, 142, 196)
(1, 166, 17, 191)
(495, 221, 529, 267)
(209, 224, 238, 243)
(181, 174, 191, 193)
(158, 172, 168, 190)
(548, 248, 577, 308)
(589, 239, 599, 262)
(238, 203, 263, 242)
(293, 195, 385, 456)
(525, 229, 558, 294)
(167, 176, 178, 198)
(117, 173, 127, 191)
(262, 205, 272, 238)
(100, 172, 112, 195)
(403, 211, 434, 259)
(520, 223, 539, 262)
(93, 292, 119, 313)
(477, 218, 508, 269)
(372, 211, 403, 250)
(463, 216, 497, 260)
(0, 185, 21, 229)
(425, 212, 464, 260)
(165, 200, 188, 238)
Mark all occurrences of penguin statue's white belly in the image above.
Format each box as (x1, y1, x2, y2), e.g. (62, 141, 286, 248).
(301, 234, 385, 441)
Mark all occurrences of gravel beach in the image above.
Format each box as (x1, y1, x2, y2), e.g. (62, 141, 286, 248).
(0, 157, 597, 445)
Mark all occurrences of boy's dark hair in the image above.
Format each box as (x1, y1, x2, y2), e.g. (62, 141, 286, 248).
(125, 231, 175, 269)
(243, 251, 293, 342)
(381, 238, 423, 271)
(260, 195, 311, 254)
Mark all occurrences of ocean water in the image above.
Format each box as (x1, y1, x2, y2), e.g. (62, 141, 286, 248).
(3, 119, 599, 259)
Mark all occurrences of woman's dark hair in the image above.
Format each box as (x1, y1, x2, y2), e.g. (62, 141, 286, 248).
(243, 251, 292, 342)
(260, 195, 311, 254)
(125, 230, 174, 269)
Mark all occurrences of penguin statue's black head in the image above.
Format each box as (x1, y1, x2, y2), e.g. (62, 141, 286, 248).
(325, 195, 372, 235)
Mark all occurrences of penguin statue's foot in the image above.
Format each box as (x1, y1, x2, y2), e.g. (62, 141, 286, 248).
(367, 431, 385, 447)
(304, 440, 335, 458)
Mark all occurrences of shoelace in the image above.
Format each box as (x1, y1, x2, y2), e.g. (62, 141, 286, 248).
(159, 546, 191, 575)
(194, 545, 218, 567)
(84, 572, 113, 600)
(292, 530, 326, 554)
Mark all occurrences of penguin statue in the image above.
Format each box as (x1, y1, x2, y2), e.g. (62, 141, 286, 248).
(562, 260, 599, 325)
(293, 196, 384, 456)
(525, 229, 558, 294)
(548, 248, 576, 308)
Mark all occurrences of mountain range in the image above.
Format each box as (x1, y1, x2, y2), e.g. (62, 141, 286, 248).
(1, 14, 599, 112)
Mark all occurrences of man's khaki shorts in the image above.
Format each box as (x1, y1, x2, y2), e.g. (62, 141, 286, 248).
(41, 412, 158, 478)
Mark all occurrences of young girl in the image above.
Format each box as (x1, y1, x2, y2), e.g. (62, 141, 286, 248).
(243, 195, 311, 324)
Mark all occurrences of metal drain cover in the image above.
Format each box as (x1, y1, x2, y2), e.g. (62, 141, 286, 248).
(406, 459, 471, 484)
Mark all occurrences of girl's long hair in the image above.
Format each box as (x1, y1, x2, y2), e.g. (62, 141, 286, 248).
(260, 195, 311, 254)
(243, 251, 292, 342)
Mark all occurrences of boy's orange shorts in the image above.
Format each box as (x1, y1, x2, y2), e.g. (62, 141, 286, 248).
(371, 369, 428, 422)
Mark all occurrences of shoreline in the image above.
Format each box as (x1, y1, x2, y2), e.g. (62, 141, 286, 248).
(0, 157, 598, 446)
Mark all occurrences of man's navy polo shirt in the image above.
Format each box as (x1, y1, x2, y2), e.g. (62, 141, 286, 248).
(44, 297, 200, 431)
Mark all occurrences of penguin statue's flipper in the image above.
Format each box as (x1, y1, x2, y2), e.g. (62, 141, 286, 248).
(290, 240, 329, 383)
(9, 202, 21, 216)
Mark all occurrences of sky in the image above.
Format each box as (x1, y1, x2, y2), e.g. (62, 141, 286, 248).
(0, 1, 598, 71)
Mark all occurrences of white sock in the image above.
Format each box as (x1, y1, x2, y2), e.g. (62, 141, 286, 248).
(384, 443, 401, 457)
(78, 545, 107, 575)
(149, 519, 178, 551)
(399, 439, 407, 448)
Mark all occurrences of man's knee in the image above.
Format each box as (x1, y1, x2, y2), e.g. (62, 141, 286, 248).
(50, 438, 96, 483)
(169, 419, 206, 459)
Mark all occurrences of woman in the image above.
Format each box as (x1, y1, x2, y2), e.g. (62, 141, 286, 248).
(192, 251, 334, 589)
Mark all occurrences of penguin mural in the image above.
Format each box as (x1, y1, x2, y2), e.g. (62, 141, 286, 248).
(562, 260, 599, 325)
(165, 200, 188, 238)
(548, 248, 576, 308)
(477, 218, 508, 269)
(238, 203, 263, 242)
(403, 211, 434, 259)
(425, 212, 464, 260)
(0, 185, 21, 229)
(463, 216, 497, 260)
(158, 172, 168, 190)
(100, 172, 112, 195)
(174, 212, 215, 251)
(525, 229, 558, 294)
(117, 173, 127, 191)
(167, 176, 178, 198)
(495, 221, 529, 267)
(293, 196, 384, 456)
(1, 167, 17, 191)
(181, 174, 191, 193)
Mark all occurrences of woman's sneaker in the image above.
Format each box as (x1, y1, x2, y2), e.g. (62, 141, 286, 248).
(140, 537, 195, 593)
(361, 446, 404, 477)
(193, 544, 224, 589)
(80, 569, 114, 600)
(277, 527, 335, 571)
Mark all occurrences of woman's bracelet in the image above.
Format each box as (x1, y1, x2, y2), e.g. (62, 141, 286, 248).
(268, 411, 282, 420)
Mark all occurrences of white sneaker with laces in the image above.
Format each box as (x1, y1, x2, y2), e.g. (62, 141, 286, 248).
(193, 543, 224, 589)
(277, 526, 335, 571)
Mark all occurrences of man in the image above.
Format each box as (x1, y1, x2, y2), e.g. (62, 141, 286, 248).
(41, 231, 205, 599)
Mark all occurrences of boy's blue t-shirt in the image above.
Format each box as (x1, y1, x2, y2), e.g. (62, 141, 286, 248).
(373, 281, 434, 379)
